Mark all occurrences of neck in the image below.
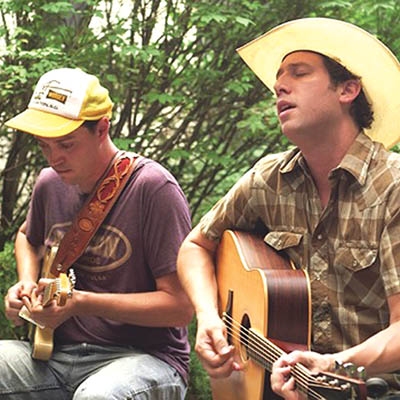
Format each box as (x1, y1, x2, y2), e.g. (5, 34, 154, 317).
(80, 142, 120, 194)
(297, 124, 359, 208)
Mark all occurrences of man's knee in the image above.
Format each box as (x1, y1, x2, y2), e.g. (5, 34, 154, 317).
(73, 384, 185, 400)
(73, 373, 186, 400)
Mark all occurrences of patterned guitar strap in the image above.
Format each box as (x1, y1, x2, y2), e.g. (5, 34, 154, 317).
(49, 151, 142, 276)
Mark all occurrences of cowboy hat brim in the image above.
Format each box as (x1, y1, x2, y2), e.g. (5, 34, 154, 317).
(237, 17, 400, 149)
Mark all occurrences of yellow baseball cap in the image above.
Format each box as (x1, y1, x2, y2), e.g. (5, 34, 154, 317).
(237, 17, 400, 149)
(5, 68, 113, 137)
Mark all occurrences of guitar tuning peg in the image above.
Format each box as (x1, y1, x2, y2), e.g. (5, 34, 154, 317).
(335, 359, 343, 369)
(340, 383, 351, 392)
(343, 362, 356, 377)
(356, 366, 366, 380)
(334, 359, 345, 375)
(328, 378, 340, 387)
(68, 268, 77, 286)
(315, 375, 328, 383)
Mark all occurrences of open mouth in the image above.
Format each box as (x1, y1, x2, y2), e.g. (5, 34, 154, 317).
(277, 101, 295, 115)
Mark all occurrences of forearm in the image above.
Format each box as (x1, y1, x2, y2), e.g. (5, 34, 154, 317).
(177, 231, 220, 320)
(177, 228, 239, 378)
(14, 223, 41, 283)
(5, 223, 42, 324)
(335, 321, 400, 375)
(71, 289, 192, 327)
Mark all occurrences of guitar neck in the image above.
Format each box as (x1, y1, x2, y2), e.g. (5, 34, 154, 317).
(41, 281, 57, 307)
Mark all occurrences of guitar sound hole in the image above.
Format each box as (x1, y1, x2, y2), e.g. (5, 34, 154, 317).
(240, 314, 251, 361)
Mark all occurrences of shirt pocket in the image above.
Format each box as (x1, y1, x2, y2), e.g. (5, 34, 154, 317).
(264, 231, 304, 267)
(264, 231, 303, 250)
(333, 243, 382, 309)
(334, 244, 377, 272)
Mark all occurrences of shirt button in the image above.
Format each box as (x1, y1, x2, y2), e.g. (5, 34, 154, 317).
(317, 234, 323, 240)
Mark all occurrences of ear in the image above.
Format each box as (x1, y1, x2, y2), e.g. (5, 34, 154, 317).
(339, 79, 361, 105)
(96, 117, 110, 140)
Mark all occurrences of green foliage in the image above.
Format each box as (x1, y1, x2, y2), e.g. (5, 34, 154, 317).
(1, 1, 400, 398)
(0, 242, 28, 340)
(187, 318, 212, 399)
(2, 0, 400, 238)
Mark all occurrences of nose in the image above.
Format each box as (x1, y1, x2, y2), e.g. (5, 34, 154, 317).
(273, 74, 290, 97)
(45, 147, 65, 168)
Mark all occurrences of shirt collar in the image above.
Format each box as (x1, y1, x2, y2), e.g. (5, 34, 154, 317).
(279, 132, 376, 186)
(333, 132, 376, 186)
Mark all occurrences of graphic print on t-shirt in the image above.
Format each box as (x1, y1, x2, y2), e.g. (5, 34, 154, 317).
(46, 222, 132, 274)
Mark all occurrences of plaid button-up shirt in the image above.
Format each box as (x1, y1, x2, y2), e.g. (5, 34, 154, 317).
(199, 132, 400, 386)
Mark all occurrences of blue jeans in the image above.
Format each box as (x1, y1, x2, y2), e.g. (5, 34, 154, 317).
(0, 340, 187, 399)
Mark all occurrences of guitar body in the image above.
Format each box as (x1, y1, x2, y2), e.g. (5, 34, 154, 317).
(31, 245, 58, 361)
(19, 245, 74, 361)
(31, 324, 55, 361)
(211, 230, 311, 400)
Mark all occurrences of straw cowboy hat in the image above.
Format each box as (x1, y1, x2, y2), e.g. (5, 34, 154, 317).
(237, 17, 400, 149)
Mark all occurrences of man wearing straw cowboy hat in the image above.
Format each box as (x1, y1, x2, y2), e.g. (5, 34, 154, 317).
(177, 17, 400, 399)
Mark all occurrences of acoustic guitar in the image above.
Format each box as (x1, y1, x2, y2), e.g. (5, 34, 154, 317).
(19, 246, 75, 360)
(211, 230, 367, 400)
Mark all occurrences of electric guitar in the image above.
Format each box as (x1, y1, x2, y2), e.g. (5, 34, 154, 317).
(211, 230, 367, 400)
(19, 246, 75, 361)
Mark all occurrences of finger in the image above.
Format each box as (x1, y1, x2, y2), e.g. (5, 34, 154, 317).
(37, 278, 53, 290)
(4, 292, 23, 315)
(271, 369, 297, 399)
(19, 281, 39, 299)
(21, 295, 33, 311)
(203, 353, 237, 378)
(271, 364, 292, 384)
(6, 301, 28, 327)
(196, 335, 234, 365)
(282, 376, 303, 400)
(274, 356, 289, 369)
(286, 350, 308, 366)
(208, 325, 232, 356)
(195, 334, 236, 378)
(282, 375, 297, 391)
(31, 290, 39, 305)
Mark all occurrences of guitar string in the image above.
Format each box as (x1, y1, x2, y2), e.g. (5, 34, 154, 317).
(223, 318, 321, 399)
(223, 315, 325, 400)
(224, 315, 362, 400)
(223, 313, 326, 400)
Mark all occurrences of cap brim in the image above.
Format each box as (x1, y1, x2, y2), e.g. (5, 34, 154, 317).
(237, 17, 400, 149)
(5, 108, 85, 137)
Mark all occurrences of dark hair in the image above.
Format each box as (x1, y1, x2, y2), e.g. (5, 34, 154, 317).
(82, 119, 100, 132)
(321, 55, 374, 130)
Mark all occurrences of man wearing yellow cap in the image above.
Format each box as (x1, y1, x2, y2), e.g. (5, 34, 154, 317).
(177, 18, 400, 399)
(1, 68, 192, 399)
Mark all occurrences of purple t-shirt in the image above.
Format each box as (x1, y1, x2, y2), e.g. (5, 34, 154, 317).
(25, 157, 191, 382)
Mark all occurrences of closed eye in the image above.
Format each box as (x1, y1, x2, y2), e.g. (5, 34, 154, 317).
(59, 142, 74, 150)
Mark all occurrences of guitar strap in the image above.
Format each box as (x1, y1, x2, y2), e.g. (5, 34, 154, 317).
(49, 151, 142, 276)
